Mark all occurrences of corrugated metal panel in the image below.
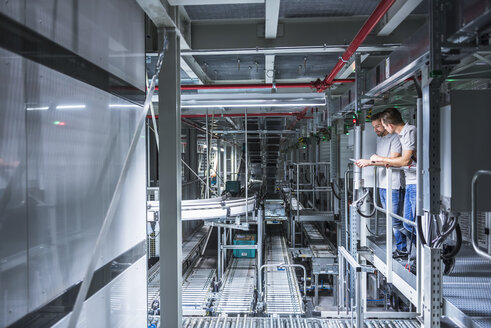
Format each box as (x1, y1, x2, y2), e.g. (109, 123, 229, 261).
(319, 140, 330, 162)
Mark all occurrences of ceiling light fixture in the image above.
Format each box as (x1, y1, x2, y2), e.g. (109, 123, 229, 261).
(56, 104, 86, 109)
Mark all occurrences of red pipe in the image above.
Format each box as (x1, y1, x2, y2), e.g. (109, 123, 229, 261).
(312, 0, 396, 92)
(151, 79, 354, 92)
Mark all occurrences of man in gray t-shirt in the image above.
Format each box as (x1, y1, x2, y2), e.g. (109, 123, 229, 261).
(370, 108, 417, 247)
(356, 112, 406, 258)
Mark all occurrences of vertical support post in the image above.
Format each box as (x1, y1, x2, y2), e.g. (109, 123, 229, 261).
(386, 168, 393, 283)
(217, 139, 222, 196)
(416, 97, 423, 313)
(338, 253, 345, 311)
(217, 226, 222, 281)
(257, 207, 263, 289)
(158, 27, 182, 328)
(224, 145, 228, 185)
(314, 273, 319, 307)
(355, 270, 363, 328)
(245, 109, 248, 221)
(205, 110, 210, 198)
(423, 246, 442, 328)
(189, 128, 198, 199)
(222, 226, 227, 269)
(422, 0, 443, 214)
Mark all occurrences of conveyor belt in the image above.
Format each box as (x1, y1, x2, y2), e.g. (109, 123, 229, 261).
(303, 223, 337, 258)
(182, 226, 211, 262)
(182, 315, 420, 327)
(264, 234, 304, 315)
(214, 258, 256, 313)
(148, 225, 211, 313)
(182, 269, 215, 315)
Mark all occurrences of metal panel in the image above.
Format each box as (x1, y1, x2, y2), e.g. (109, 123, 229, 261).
(0, 48, 28, 328)
(24, 59, 146, 312)
(440, 90, 491, 212)
(20, 0, 145, 90)
(51, 256, 147, 328)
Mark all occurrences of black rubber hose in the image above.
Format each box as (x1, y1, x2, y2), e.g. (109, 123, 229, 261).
(416, 215, 427, 246)
(433, 216, 459, 248)
(442, 224, 462, 259)
(331, 182, 341, 200)
(356, 202, 376, 218)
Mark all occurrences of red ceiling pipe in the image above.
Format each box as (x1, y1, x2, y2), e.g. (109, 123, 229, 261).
(151, 79, 354, 92)
(312, 0, 396, 92)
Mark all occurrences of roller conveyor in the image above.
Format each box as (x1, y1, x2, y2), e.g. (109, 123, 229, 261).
(264, 234, 304, 315)
(148, 225, 212, 313)
(182, 316, 420, 327)
(214, 258, 256, 313)
(182, 269, 215, 315)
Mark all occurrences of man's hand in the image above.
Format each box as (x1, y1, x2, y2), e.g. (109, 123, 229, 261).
(370, 154, 383, 162)
(355, 159, 371, 168)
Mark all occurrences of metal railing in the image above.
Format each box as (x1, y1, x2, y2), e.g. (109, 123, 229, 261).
(259, 263, 307, 297)
(471, 170, 491, 261)
(338, 246, 374, 328)
(368, 165, 421, 311)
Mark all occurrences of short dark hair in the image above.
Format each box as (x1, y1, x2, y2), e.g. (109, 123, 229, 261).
(381, 108, 404, 125)
(371, 112, 383, 122)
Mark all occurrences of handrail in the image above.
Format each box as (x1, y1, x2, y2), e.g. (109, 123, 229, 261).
(259, 263, 307, 297)
(471, 170, 491, 261)
(372, 167, 416, 227)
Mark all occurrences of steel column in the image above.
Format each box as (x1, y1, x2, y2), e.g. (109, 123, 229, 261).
(217, 226, 222, 281)
(217, 139, 222, 195)
(189, 128, 199, 199)
(158, 28, 182, 328)
(422, 0, 443, 214)
(257, 207, 264, 290)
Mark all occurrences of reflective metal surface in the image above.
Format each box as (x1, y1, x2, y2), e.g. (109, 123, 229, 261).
(0, 0, 145, 90)
(0, 48, 28, 328)
(0, 45, 146, 325)
(51, 256, 147, 328)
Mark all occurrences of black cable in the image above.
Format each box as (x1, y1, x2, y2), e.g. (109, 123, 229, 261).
(356, 201, 376, 218)
(416, 215, 427, 246)
(331, 182, 341, 200)
(433, 216, 459, 248)
(442, 224, 462, 259)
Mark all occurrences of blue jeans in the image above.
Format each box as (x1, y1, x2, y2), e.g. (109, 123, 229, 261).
(379, 188, 406, 251)
(402, 184, 417, 242)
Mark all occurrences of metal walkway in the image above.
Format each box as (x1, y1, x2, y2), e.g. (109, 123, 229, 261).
(214, 258, 256, 314)
(264, 234, 304, 315)
(443, 246, 491, 328)
(182, 316, 420, 327)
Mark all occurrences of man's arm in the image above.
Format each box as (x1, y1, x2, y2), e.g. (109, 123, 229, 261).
(370, 150, 414, 167)
(357, 151, 401, 168)
(355, 159, 386, 168)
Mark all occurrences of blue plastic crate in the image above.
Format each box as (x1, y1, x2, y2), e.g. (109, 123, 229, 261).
(233, 234, 256, 258)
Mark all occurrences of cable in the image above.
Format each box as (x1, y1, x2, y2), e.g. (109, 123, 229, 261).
(331, 181, 341, 200)
(416, 215, 427, 246)
(357, 204, 376, 218)
(442, 224, 462, 259)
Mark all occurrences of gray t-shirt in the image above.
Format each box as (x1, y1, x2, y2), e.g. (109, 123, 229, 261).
(398, 123, 417, 185)
(376, 133, 402, 189)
